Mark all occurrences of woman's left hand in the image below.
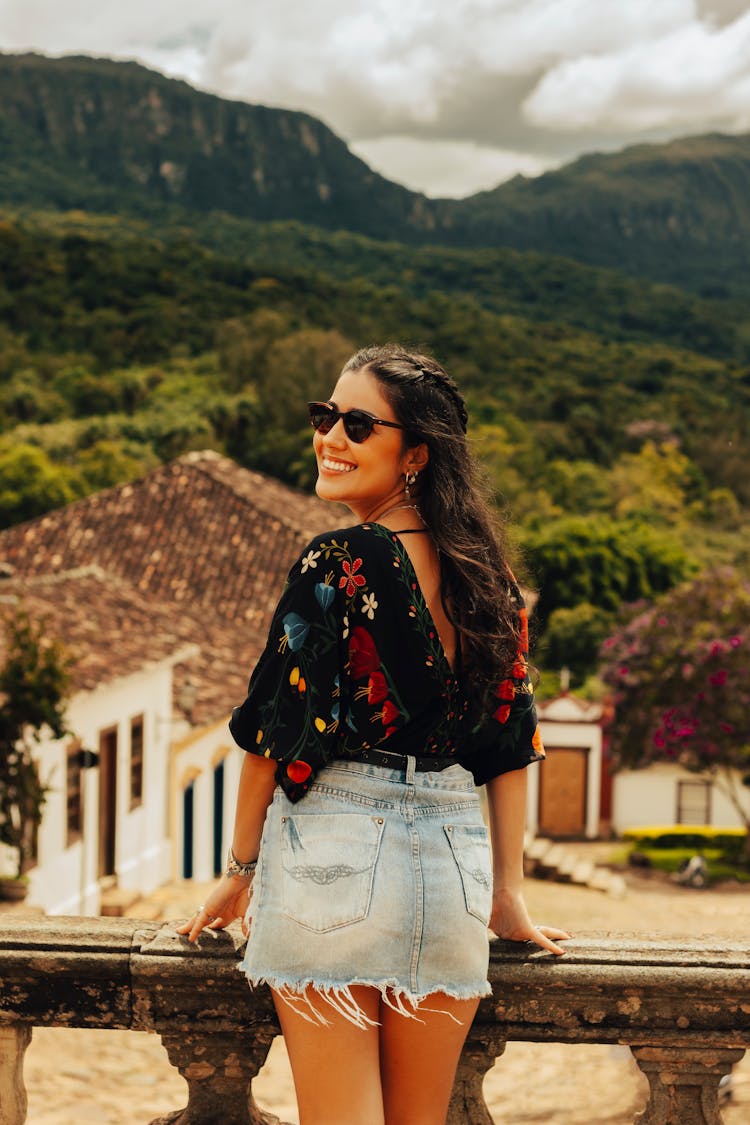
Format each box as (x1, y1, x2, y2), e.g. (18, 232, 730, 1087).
(176, 874, 253, 944)
(489, 886, 571, 955)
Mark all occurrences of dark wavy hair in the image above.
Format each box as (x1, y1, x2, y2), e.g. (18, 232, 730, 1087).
(342, 343, 521, 706)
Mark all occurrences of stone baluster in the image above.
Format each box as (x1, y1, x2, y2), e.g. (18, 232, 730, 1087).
(150, 1028, 286, 1125)
(631, 1046, 745, 1125)
(448, 1027, 507, 1125)
(0, 1025, 31, 1125)
(133, 924, 288, 1125)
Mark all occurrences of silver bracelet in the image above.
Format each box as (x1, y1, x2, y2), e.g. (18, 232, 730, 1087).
(225, 847, 258, 879)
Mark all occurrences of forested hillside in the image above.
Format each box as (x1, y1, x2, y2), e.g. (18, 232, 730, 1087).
(438, 133, 750, 297)
(1, 210, 748, 691)
(0, 52, 430, 239)
(3, 54, 750, 297)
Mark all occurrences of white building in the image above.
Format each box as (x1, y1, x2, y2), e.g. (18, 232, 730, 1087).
(0, 568, 198, 913)
(0, 453, 337, 912)
(536, 693, 750, 838)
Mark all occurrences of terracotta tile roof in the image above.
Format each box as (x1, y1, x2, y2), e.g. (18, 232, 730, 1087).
(0, 568, 198, 695)
(0, 452, 344, 728)
(0, 450, 341, 631)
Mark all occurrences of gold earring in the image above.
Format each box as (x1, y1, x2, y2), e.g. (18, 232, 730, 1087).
(405, 470, 418, 497)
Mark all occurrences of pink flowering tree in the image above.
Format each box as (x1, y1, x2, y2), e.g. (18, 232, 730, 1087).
(600, 569, 750, 849)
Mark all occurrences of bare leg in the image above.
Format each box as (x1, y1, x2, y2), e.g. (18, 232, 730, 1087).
(380, 992, 481, 1125)
(272, 985, 384, 1125)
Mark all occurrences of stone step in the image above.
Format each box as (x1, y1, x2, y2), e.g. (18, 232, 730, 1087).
(570, 860, 596, 885)
(536, 844, 568, 874)
(123, 898, 164, 922)
(526, 837, 553, 861)
(99, 887, 142, 917)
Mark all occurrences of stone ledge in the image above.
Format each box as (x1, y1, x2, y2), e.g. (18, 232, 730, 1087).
(1, 918, 748, 1125)
(1, 918, 748, 1044)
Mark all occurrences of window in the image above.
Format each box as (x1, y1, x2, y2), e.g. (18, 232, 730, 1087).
(676, 780, 712, 825)
(130, 716, 144, 810)
(66, 740, 83, 847)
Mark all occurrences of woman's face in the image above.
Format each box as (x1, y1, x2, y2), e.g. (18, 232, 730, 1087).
(313, 367, 425, 521)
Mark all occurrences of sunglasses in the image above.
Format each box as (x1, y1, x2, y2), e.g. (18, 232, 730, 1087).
(308, 401, 406, 444)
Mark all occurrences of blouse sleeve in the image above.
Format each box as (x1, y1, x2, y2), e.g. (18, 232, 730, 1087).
(457, 589, 546, 786)
(229, 536, 346, 802)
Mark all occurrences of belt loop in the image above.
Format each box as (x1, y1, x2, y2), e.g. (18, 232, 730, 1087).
(405, 755, 417, 785)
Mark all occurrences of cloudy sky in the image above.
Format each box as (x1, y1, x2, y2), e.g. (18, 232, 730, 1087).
(1, 0, 749, 196)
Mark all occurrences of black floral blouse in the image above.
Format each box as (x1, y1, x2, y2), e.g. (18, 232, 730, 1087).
(229, 522, 545, 802)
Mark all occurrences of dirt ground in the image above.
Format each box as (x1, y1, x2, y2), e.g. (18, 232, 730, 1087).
(23, 864, 749, 1125)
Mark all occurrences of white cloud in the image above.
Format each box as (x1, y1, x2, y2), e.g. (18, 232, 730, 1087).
(524, 10, 750, 132)
(466, 0, 695, 75)
(0, 0, 702, 134)
(2, 0, 750, 194)
(351, 136, 551, 197)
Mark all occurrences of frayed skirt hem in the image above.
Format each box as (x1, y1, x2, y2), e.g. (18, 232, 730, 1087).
(238, 964, 491, 1028)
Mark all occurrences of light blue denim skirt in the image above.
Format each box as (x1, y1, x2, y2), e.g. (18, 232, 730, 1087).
(239, 756, 492, 1026)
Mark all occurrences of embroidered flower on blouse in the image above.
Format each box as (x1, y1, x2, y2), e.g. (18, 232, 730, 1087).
(361, 592, 378, 620)
(301, 549, 321, 573)
(349, 626, 380, 678)
(339, 557, 366, 597)
(282, 612, 310, 652)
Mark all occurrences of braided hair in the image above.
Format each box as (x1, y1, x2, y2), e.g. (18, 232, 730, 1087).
(341, 343, 521, 706)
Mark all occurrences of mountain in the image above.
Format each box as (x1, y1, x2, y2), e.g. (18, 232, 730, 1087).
(440, 133, 750, 297)
(0, 52, 433, 240)
(2, 53, 750, 297)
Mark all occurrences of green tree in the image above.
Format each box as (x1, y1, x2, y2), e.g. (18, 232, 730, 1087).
(0, 611, 71, 877)
(541, 602, 614, 685)
(600, 570, 750, 847)
(609, 441, 705, 524)
(242, 328, 353, 483)
(538, 458, 611, 515)
(522, 515, 696, 629)
(260, 328, 353, 425)
(0, 444, 78, 529)
(76, 439, 159, 491)
(215, 309, 291, 391)
(53, 365, 123, 417)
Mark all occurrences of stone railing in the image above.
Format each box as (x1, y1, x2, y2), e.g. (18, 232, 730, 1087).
(0, 917, 747, 1124)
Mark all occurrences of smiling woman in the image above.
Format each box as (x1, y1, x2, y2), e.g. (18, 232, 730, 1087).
(177, 343, 568, 1125)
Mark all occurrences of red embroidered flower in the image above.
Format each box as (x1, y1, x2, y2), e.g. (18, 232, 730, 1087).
(512, 658, 528, 679)
(518, 607, 529, 651)
(349, 626, 380, 678)
(495, 678, 516, 701)
(339, 557, 366, 597)
(381, 699, 400, 726)
(493, 703, 512, 724)
(287, 760, 312, 783)
(367, 671, 388, 703)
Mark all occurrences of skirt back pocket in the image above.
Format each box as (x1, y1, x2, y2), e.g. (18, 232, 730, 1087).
(445, 823, 492, 925)
(281, 812, 385, 933)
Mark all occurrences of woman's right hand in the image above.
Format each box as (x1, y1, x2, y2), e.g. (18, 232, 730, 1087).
(176, 873, 254, 943)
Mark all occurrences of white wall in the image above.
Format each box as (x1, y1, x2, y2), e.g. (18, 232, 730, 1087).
(27, 662, 174, 915)
(172, 720, 242, 884)
(612, 762, 750, 833)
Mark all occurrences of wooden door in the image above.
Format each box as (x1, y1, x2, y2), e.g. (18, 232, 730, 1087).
(98, 726, 118, 878)
(538, 746, 588, 837)
(213, 760, 225, 877)
(182, 782, 195, 880)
